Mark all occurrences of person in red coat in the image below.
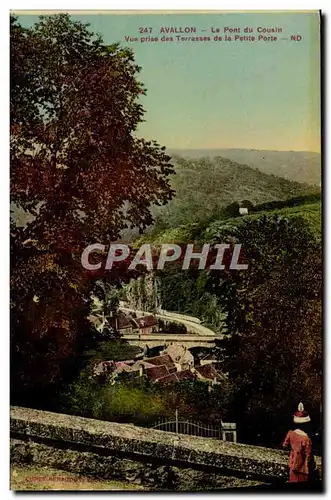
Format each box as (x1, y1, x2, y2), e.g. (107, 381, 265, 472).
(282, 403, 316, 483)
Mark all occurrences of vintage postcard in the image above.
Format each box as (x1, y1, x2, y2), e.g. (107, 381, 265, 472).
(10, 10, 322, 491)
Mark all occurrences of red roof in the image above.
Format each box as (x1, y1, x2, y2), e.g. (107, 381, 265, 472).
(145, 365, 169, 381)
(117, 313, 134, 330)
(144, 354, 175, 370)
(136, 315, 158, 328)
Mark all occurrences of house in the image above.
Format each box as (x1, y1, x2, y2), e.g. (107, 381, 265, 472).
(122, 351, 195, 384)
(135, 315, 158, 335)
(143, 354, 177, 373)
(162, 344, 194, 371)
(127, 354, 177, 381)
(116, 313, 137, 335)
(114, 357, 174, 382)
(113, 360, 135, 374)
(239, 207, 248, 216)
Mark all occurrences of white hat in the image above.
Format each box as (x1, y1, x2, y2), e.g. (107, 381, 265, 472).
(293, 402, 311, 423)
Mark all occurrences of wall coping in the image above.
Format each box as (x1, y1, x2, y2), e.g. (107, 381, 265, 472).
(10, 406, 321, 483)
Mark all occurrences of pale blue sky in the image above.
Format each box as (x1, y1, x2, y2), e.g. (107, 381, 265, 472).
(17, 12, 320, 152)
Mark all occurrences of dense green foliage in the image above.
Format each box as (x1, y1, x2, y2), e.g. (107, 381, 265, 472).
(209, 214, 322, 446)
(205, 202, 321, 242)
(251, 192, 321, 212)
(61, 368, 167, 424)
(157, 267, 227, 333)
(138, 198, 321, 246)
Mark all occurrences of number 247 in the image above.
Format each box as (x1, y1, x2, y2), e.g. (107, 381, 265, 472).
(139, 27, 152, 33)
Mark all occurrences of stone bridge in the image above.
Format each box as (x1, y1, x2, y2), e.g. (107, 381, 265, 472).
(10, 406, 322, 491)
(120, 306, 218, 348)
(122, 332, 216, 348)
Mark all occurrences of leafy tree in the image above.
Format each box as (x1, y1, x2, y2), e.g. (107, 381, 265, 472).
(155, 265, 226, 332)
(161, 380, 234, 423)
(60, 365, 167, 424)
(59, 365, 102, 417)
(10, 14, 174, 402)
(95, 385, 167, 424)
(211, 215, 322, 446)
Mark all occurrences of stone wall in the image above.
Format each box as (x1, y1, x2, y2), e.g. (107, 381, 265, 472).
(10, 406, 322, 491)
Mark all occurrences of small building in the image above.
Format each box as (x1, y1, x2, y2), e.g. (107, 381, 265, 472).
(136, 315, 159, 335)
(239, 207, 248, 216)
(116, 313, 136, 335)
(143, 354, 177, 373)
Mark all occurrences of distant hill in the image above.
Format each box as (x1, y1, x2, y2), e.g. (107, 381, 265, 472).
(168, 149, 321, 187)
(151, 155, 320, 228)
(12, 154, 320, 242)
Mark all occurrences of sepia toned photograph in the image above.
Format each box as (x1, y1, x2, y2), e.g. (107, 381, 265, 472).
(10, 9, 322, 492)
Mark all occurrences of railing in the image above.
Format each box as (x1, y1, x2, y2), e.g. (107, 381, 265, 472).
(151, 410, 237, 442)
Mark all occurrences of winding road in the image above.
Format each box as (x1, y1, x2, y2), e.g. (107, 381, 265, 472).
(119, 306, 219, 341)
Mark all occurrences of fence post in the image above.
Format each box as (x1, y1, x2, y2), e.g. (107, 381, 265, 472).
(175, 409, 179, 435)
